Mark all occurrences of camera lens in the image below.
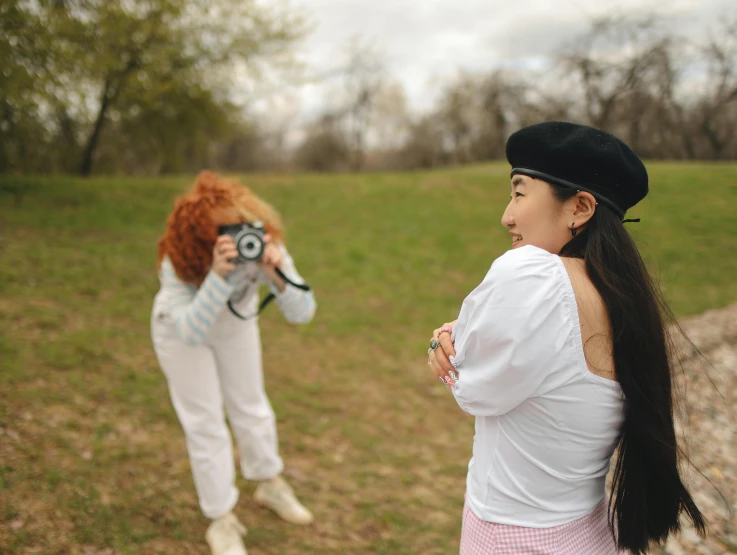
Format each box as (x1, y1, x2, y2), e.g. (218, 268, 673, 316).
(237, 232, 264, 261)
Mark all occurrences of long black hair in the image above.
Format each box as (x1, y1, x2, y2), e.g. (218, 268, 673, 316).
(550, 183, 706, 554)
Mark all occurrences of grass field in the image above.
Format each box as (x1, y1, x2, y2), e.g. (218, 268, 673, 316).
(1, 162, 736, 554)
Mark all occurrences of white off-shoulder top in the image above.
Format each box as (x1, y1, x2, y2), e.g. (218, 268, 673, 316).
(451, 245, 624, 527)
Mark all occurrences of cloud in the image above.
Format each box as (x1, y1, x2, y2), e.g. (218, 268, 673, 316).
(261, 0, 737, 118)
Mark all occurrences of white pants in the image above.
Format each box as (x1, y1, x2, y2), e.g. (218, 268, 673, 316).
(151, 308, 284, 519)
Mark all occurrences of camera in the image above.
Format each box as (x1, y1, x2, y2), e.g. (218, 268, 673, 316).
(218, 221, 266, 263)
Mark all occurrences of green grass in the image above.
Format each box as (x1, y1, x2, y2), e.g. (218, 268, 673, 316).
(1, 162, 736, 554)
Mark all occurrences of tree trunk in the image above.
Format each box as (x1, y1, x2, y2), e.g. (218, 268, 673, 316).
(79, 77, 114, 176)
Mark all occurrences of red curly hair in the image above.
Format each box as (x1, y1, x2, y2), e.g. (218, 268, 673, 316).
(157, 171, 285, 286)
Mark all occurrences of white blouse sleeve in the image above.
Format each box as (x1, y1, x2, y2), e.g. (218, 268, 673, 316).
(450, 246, 576, 417)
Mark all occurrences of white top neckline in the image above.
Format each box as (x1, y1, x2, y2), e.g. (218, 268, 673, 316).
(551, 252, 623, 391)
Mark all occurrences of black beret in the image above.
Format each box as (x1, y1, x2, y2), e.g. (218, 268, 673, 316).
(505, 121, 648, 218)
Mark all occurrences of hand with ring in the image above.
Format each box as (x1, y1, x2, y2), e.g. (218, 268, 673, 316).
(212, 235, 238, 278)
(427, 320, 458, 386)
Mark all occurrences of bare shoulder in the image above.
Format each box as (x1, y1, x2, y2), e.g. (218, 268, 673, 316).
(559, 256, 617, 381)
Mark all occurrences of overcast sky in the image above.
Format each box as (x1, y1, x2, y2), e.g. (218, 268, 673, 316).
(251, 0, 736, 126)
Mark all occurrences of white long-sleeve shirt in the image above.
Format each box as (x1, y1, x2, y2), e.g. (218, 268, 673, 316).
(152, 244, 315, 346)
(450, 245, 624, 527)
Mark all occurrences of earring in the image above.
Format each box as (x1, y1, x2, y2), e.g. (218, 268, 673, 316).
(571, 223, 577, 237)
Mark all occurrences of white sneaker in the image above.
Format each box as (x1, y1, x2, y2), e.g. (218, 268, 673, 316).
(254, 476, 314, 525)
(206, 512, 248, 555)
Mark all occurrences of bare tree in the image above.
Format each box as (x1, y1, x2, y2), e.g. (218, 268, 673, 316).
(341, 38, 387, 171)
(436, 73, 477, 164)
(293, 113, 350, 172)
(291, 37, 389, 171)
(561, 15, 678, 135)
(690, 18, 737, 159)
(399, 114, 449, 169)
(370, 80, 410, 152)
(432, 71, 524, 164)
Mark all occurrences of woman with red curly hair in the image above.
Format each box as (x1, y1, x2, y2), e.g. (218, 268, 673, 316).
(151, 171, 316, 555)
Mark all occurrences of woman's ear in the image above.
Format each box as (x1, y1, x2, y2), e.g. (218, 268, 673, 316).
(573, 191, 597, 225)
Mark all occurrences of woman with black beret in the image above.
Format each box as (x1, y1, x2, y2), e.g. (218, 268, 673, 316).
(427, 122, 705, 554)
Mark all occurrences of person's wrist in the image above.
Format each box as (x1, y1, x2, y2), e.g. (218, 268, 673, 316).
(261, 262, 282, 276)
(263, 265, 286, 292)
(212, 264, 229, 279)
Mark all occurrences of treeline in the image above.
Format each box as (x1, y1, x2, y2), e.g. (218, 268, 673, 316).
(0, 0, 302, 175)
(297, 15, 737, 172)
(2, 3, 736, 175)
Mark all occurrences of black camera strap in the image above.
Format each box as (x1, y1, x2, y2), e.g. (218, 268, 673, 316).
(227, 267, 312, 321)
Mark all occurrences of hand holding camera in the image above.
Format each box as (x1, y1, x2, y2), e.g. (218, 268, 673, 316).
(258, 237, 283, 271)
(255, 233, 286, 291)
(216, 221, 285, 289)
(212, 235, 239, 278)
(218, 221, 267, 264)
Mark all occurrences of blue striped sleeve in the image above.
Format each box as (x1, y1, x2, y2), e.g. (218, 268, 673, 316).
(197, 293, 219, 319)
(159, 258, 234, 345)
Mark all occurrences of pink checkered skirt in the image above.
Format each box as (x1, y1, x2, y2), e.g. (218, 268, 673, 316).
(460, 498, 623, 554)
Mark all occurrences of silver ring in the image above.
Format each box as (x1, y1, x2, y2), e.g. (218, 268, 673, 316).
(429, 339, 440, 350)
